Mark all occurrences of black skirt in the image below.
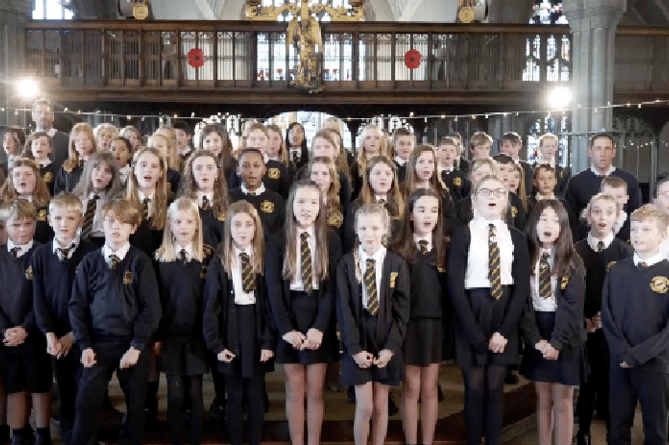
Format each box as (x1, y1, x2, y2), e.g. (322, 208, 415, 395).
(521, 311, 585, 386)
(160, 336, 207, 376)
(340, 310, 403, 387)
(275, 290, 339, 365)
(403, 318, 443, 366)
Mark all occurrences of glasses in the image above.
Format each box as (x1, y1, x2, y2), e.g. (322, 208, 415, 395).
(478, 188, 507, 197)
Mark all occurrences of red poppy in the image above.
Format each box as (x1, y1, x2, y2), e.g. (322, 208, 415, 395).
(188, 48, 205, 68)
(405, 49, 421, 69)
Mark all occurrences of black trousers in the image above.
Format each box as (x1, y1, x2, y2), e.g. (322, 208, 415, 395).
(577, 330, 609, 433)
(225, 372, 265, 445)
(609, 364, 669, 445)
(71, 342, 149, 445)
(53, 346, 82, 445)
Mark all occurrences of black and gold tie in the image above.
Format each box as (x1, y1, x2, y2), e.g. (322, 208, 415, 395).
(201, 196, 211, 211)
(300, 232, 313, 293)
(364, 258, 379, 316)
(639, 262, 648, 269)
(488, 224, 503, 301)
(142, 198, 150, 221)
(57, 246, 72, 261)
(597, 241, 605, 253)
(539, 252, 552, 299)
(109, 254, 120, 270)
(378, 199, 386, 205)
(81, 195, 99, 240)
(178, 249, 188, 263)
(240, 252, 255, 293)
(418, 240, 429, 255)
(10, 247, 19, 258)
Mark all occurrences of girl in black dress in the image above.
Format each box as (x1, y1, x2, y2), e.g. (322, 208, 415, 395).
(336, 203, 410, 445)
(178, 150, 229, 249)
(306, 157, 345, 239)
(447, 175, 530, 445)
(203, 201, 275, 445)
(349, 124, 388, 200)
(521, 199, 586, 445)
(394, 189, 449, 445)
(200, 124, 236, 180)
(155, 197, 211, 445)
(265, 179, 342, 445)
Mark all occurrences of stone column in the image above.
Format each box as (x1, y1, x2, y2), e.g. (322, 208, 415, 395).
(0, 0, 32, 128)
(563, 0, 627, 173)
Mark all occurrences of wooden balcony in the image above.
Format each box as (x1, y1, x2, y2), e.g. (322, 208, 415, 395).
(24, 21, 574, 107)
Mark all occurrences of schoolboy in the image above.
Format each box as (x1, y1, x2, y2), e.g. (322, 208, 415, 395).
(32, 194, 98, 445)
(228, 148, 285, 240)
(391, 128, 414, 183)
(448, 132, 469, 172)
(68, 199, 161, 445)
(527, 164, 564, 212)
(0, 201, 50, 445)
(24, 132, 57, 197)
(437, 136, 468, 200)
(499, 132, 533, 196)
(110, 137, 132, 184)
(173, 121, 193, 164)
(602, 204, 669, 445)
(574, 193, 634, 445)
(535, 133, 570, 197)
(600, 176, 630, 243)
(469, 131, 493, 161)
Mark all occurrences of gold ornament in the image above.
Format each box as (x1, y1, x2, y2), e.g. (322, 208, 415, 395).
(267, 168, 280, 180)
(390, 272, 398, 289)
(25, 266, 33, 280)
(650, 276, 669, 294)
(133, 3, 149, 20)
(458, 6, 475, 23)
(560, 276, 569, 290)
(260, 201, 275, 213)
(123, 271, 133, 285)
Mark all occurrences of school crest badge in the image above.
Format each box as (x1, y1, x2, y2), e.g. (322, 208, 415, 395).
(328, 212, 343, 228)
(560, 276, 569, 290)
(650, 276, 669, 294)
(511, 206, 518, 218)
(453, 177, 462, 187)
(260, 201, 274, 213)
(267, 168, 280, 180)
(607, 261, 617, 272)
(37, 209, 47, 222)
(123, 271, 132, 285)
(390, 272, 398, 289)
(216, 212, 226, 222)
(43, 172, 53, 183)
(25, 266, 33, 280)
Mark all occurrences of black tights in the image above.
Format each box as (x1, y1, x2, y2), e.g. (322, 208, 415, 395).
(166, 375, 204, 445)
(462, 365, 506, 445)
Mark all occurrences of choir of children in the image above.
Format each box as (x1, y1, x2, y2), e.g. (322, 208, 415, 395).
(1, 114, 666, 445)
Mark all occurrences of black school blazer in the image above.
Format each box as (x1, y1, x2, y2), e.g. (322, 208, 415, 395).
(446, 223, 530, 354)
(520, 259, 586, 351)
(265, 229, 343, 336)
(203, 255, 275, 359)
(336, 251, 411, 356)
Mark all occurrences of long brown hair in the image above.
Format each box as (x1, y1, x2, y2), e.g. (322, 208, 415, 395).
(393, 188, 446, 269)
(526, 199, 579, 278)
(125, 147, 169, 230)
(221, 200, 265, 275)
(72, 151, 123, 202)
(360, 155, 404, 220)
(404, 144, 450, 198)
(0, 158, 51, 207)
(178, 150, 229, 221)
(200, 124, 234, 176)
(306, 157, 343, 228)
(63, 123, 97, 172)
(282, 179, 330, 283)
(266, 124, 289, 167)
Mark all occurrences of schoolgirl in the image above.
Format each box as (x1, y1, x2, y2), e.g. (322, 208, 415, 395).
(119, 125, 142, 151)
(200, 124, 236, 180)
(94, 123, 118, 152)
(2, 126, 25, 177)
(55, 123, 97, 194)
(306, 129, 352, 214)
(285, 122, 309, 172)
(349, 124, 387, 200)
(306, 157, 346, 239)
(23, 132, 57, 196)
(110, 137, 133, 184)
(147, 133, 180, 195)
(266, 124, 290, 167)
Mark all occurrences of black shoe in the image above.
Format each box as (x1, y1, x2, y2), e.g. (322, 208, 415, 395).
(144, 408, 158, 431)
(0, 426, 10, 445)
(20, 427, 33, 445)
(576, 431, 591, 445)
(208, 401, 225, 422)
(504, 372, 519, 385)
(33, 429, 52, 445)
(388, 392, 399, 416)
(346, 386, 356, 403)
(10, 430, 22, 445)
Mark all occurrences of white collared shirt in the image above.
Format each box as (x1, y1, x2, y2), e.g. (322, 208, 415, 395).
(394, 156, 407, 166)
(590, 165, 616, 177)
(46, 128, 57, 138)
(358, 245, 387, 307)
(103, 243, 131, 266)
(175, 243, 194, 262)
(531, 248, 557, 312)
(587, 231, 615, 252)
(613, 211, 628, 236)
(465, 216, 514, 289)
(35, 158, 51, 168)
(375, 194, 388, 203)
(118, 165, 131, 184)
(439, 164, 454, 175)
(535, 192, 556, 201)
(241, 183, 266, 196)
(413, 233, 432, 252)
(290, 226, 319, 291)
(633, 252, 665, 268)
(232, 245, 256, 305)
(7, 240, 34, 258)
(52, 237, 79, 260)
(138, 190, 155, 218)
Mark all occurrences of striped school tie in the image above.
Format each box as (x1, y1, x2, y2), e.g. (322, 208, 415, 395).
(109, 254, 120, 270)
(418, 240, 429, 255)
(81, 195, 99, 240)
(142, 198, 150, 222)
(178, 249, 188, 264)
(488, 224, 503, 301)
(300, 232, 313, 293)
(597, 241, 605, 253)
(240, 252, 255, 293)
(10, 247, 19, 258)
(364, 258, 378, 315)
(57, 246, 73, 262)
(539, 252, 552, 299)
(201, 196, 211, 211)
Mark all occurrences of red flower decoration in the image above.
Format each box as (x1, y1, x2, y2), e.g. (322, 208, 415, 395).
(405, 49, 421, 69)
(188, 48, 205, 69)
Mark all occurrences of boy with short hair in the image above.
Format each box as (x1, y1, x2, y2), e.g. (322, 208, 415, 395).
(0, 200, 51, 445)
(602, 204, 669, 445)
(469, 131, 492, 160)
(32, 194, 98, 445)
(173, 121, 193, 165)
(437, 136, 468, 200)
(228, 148, 285, 240)
(499, 131, 533, 196)
(527, 164, 563, 211)
(391, 128, 414, 183)
(535, 133, 570, 197)
(69, 199, 161, 445)
(600, 176, 630, 243)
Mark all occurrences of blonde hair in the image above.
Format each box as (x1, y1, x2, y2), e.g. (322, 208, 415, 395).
(177, 150, 229, 221)
(0, 158, 51, 207)
(581, 192, 620, 223)
(156, 197, 205, 262)
(360, 156, 404, 220)
(469, 157, 499, 180)
(94, 123, 119, 143)
(469, 131, 493, 148)
(101, 199, 141, 227)
(64, 123, 97, 172)
(356, 124, 388, 177)
(283, 180, 330, 282)
(148, 133, 179, 171)
(221, 201, 265, 275)
(266, 124, 289, 167)
(1, 199, 37, 224)
(631, 204, 669, 232)
(306, 157, 343, 228)
(352, 203, 391, 282)
(125, 147, 169, 230)
(48, 192, 83, 215)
